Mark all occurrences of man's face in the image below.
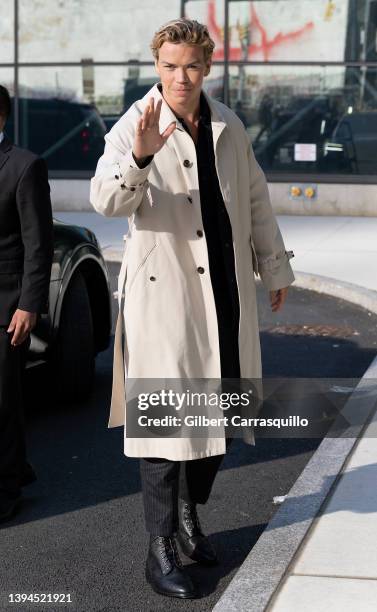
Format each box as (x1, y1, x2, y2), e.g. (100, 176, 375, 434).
(155, 42, 211, 107)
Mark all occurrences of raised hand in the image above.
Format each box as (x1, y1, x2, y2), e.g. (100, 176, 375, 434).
(132, 97, 176, 162)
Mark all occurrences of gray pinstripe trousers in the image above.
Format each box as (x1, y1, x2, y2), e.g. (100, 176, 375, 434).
(139, 438, 233, 536)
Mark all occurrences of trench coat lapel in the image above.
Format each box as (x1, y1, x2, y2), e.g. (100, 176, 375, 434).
(201, 89, 227, 152)
(141, 83, 227, 195)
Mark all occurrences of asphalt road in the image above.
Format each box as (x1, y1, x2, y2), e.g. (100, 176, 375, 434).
(1, 264, 376, 612)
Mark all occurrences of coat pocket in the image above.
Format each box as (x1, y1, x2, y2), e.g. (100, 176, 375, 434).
(126, 242, 157, 293)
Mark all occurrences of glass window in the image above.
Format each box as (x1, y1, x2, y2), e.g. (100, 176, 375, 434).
(203, 63, 225, 101)
(346, 0, 377, 62)
(228, 64, 377, 175)
(0, 69, 15, 142)
(0, 1, 14, 63)
(96, 63, 224, 116)
(18, 0, 180, 62)
(225, 0, 376, 63)
(13, 68, 107, 172)
(0, 69, 14, 100)
(6, 0, 377, 179)
(185, 0, 225, 60)
(95, 64, 160, 130)
(11, 64, 225, 173)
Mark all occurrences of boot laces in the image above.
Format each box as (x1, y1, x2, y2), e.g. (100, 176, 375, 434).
(183, 503, 203, 536)
(156, 536, 182, 570)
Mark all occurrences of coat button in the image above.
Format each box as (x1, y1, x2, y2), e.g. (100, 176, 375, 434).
(187, 196, 193, 203)
(150, 276, 156, 281)
(197, 266, 205, 274)
(183, 159, 192, 168)
(197, 230, 203, 237)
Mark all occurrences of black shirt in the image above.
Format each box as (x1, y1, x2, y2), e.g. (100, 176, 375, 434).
(178, 93, 241, 378)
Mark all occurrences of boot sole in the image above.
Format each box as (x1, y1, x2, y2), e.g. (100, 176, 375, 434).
(145, 567, 198, 599)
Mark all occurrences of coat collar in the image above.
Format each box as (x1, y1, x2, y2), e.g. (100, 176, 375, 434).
(140, 82, 227, 149)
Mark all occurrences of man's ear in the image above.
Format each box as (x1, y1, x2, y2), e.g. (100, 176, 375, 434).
(154, 59, 160, 77)
(204, 60, 212, 77)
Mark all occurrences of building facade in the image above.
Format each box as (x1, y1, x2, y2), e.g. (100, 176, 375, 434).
(1, 0, 377, 213)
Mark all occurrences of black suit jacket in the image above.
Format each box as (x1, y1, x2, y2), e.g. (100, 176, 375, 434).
(0, 135, 53, 326)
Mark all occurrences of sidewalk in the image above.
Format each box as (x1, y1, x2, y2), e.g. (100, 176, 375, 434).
(268, 388, 377, 612)
(56, 211, 377, 611)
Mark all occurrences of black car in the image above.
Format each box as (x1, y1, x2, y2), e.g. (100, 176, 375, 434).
(28, 218, 112, 402)
(7, 97, 106, 171)
(254, 94, 345, 172)
(324, 111, 377, 175)
(102, 115, 121, 133)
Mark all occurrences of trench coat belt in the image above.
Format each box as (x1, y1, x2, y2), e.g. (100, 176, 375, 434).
(108, 252, 128, 428)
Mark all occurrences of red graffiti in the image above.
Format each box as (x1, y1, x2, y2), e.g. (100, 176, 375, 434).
(206, 0, 314, 61)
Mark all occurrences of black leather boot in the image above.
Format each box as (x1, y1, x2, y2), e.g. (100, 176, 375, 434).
(177, 498, 218, 565)
(145, 535, 197, 599)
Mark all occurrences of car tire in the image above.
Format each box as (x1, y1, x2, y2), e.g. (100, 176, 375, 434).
(51, 270, 95, 402)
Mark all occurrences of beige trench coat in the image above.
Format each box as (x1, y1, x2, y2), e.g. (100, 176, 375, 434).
(90, 82, 295, 460)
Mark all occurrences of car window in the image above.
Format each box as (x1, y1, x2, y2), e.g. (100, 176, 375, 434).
(6, 98, 106, 171)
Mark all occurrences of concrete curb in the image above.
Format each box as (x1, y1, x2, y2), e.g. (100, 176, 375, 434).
(213, 355, 377, 612)
(292, 271, 377, 315)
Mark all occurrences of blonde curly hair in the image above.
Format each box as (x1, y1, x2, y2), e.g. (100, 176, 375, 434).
(150, 18, 215, 63)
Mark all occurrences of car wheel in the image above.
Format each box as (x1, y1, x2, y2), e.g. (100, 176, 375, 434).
(51, 270, 95, 402)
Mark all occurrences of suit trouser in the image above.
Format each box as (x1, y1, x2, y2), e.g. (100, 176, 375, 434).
(0, 327, 29, 493)
(140, 437, 233, 536)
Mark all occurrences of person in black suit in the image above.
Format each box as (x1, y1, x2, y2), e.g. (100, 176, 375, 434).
(0, 85, 53, 522)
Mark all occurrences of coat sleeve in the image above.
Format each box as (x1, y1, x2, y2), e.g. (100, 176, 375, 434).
(16, 157, 54, 313)
(247, 138, 295, 291)
(90, 123, 153, 218)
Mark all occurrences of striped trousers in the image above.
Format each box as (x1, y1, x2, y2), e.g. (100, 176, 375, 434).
(139, 437, 233, 536)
